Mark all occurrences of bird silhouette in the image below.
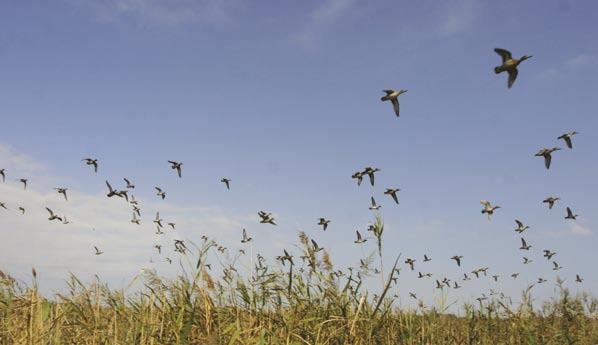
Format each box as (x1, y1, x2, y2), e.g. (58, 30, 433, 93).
(46, 207, 62, 222)
(221, 178, 231, 190)
(565, 207, 578, 220)
(519, 238, 531, 250)
(19, 178, 27, 190)
(155, 187, 166, 200)
(54, 188, 68, 201)
(0, 169, 5, 182)
(241, 228, 252, 243)
(543, 197, 560, 210)
(318, 218, 330, 231)
(369, 196, 381, 210)
(451, 255, 463, 267)
(384, 188, 400, 204)
(558, 131, 578, 149)
(94, 246, 103, 255)
(82, 158, 98, 173)
(535, 147, 560, 170)
(168, 161, 183, 178)
(515, 220, 529, 233)
(354, 230, 366, 244)
(124, 178, 135, 189)
(480, 200, 500, 220)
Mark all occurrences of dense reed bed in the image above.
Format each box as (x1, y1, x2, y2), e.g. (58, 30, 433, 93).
(1, 228, 596, 344)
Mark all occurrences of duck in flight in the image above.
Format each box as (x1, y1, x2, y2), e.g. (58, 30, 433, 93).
(241, 228, 252, 243)
(168, 161, 183, 178)
(82, 158, 98, 173)
(565, 207, 578, 220)
(535, 147, 560, 170)
(384, 188, 400, 204)
(369, 196, 381, 211)
(94, 246, 103, 255)
(480, 200, 500, 220)
(515, 220, 529, 233)
(493, 48, 532, 88)
(543, 197, 560, 210)
(155, 187, 166, 200)
(19, 178, 27, 190)
(558, 131, 578, 149)
(519, 238, 532, 251)
(55, 188, 68, 201)
(221, 178, 231, 190)
(258, 211, 277, 225)
(381, 89, 407, 117)
(354, 230, 366, 244)
(318, 218, 330, 231)
(46, 207, 62, 222)
(451, 255, 463, 267)
(0, 169, 5, 182)
(124, 178, 135, 189)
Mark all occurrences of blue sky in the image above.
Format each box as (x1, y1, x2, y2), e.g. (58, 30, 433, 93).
(0, 0, 597, 307)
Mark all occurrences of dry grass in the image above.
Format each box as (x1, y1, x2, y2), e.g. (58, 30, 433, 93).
(1, 225, 596, 344)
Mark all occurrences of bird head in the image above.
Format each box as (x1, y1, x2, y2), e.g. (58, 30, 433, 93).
(399, 89, 408, 95)
(520, 55, 532, 61)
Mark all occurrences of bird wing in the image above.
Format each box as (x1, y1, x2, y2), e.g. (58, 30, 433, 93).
(391, 98, 400, 117)
(46, 207, 54, 216)
(507, 68, 518, 88)
(515, 219, 523, 228)
(155, 187, 162, 192)
(370, 197, 376, 206)
(544, 154, 551, 169)
(494, 48, 512, 63)
(105, 181, 113, 192)
(521, 238, 527, 246)
(563, 136, 573, 149)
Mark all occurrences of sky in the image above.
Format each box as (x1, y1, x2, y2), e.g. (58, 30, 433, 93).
(0, 0, 597, 309)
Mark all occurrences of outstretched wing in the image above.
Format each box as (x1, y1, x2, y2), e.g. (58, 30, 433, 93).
(391, 98, 400, 117)
(507, 68, 518, 88)
(494, 48, 512, 63)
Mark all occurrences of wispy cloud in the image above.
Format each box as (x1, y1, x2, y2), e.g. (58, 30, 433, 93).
(567, 222, 592, 236)
(72, 0, 238, 26)
(293, 0, 359, 48)
(435, 0, 478, 37)
(538, 53, 597, 80)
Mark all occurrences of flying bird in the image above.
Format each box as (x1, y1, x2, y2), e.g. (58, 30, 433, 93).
(55, 188, 68, 201)
(311, 239, 323, 252)
(354, 230, 366, 244)
(221, 178, 231, 190)
(124, 178, 135, 189)
(153, 212, 163, 228)
(131, 212, 141, 225)
(18, 206, 25, 214)
(575, 274, 583, 283)
(369, 196, 381, 210)
(82, 158, 98, 173)
(363, 167, 380, 186)
(19, 178, 27, 190)
(384, 188, 400, 204)
(404, 258, 416, 271)
(318, 218, 330, 231)
(351, 171, 364, 186)
(480, 200, 500, 220)
(493, 48, 532, 88)
(515, 220, 529, 233)
(552, 261, 563, 271)
(451, 255, 463, 267)
(168, 161, 183, 178)
(519, 238, 531, 251)
(0, 202, 7, 210)
(241, 228, 252, 243)
(558, 131, 578, 149)
(105, 181, 118, 198)
(423, 254, 431, 262)
(155, 187, 166, 200)
(565, 207, 578, 220)
(94, 246, 103, 255)
(0, 169, 5, 182)
(46, 207, 62, 222)
(258, 211, 276, 225)
(543, 250, 556, 260)
(543, 197, 560, 210)
(381, 89, 407, 117)
(535, 147, 560, 170)
(523, 257, 533, 264)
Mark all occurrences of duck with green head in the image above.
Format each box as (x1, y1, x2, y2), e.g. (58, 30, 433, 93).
(494, 48, 532, 88)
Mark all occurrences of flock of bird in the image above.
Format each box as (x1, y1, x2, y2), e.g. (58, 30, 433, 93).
(0, 47, 589, 306)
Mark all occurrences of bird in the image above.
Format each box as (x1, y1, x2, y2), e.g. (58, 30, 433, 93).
(82, 158, 98, 173)
(132, 205, 141, 217)
(55, 188, 68, 201)
(116, 189, 129, 202)
(519, 238, 531, 251)
(131, 212, 141, 225)
(381, 89, 407, 117)
(384, 188, 400, 204)
(155, 187, 166, 200)
(166, 258, 172, 264)
(552, 261, 563, 271)
(404, 258, 416, 271)
(0, 202, 7, 210)
(168, 161, 183, 178)
(154, 245, 162, 254)
(19, 178, 27, 190)
(523, 257, 533, 264)
(453, 282, 461, 289)
(511, 273, 520, 279)
(480, 200, 500, 220)
(94, 246, 103, 255)
(311, 239, 323, 252)
(351, 171, 364, 186)
(575, 274, 583, 283)
(451, 255, 463, 267)
(153, 212, 163, 228)
(409, 292, 417, 299)
(423, 254, 431, 262)
(463, 273, 470, 281)
(62, 216, 70, 225)
(492, 275, 500, 282)
(543, 197, 560, 210)
(105, 181, 118, 198)
(241, 228, 252, 243)
(363, 167, 380, 186)
(354, 230, 366, 244)
(558, 131, 578, 149)
(129, 195, 138, 205)
(565, 207, 578, 220)
(535, 147, 561, 170)
(221, 178, 231, 190)
(124, 178, 135, 189)
(18, 206, 25, 214)
(0, 169, 5, 182)
(318, 218, 330, 231)
(537, 278, 547, 284)
(515, 220, 529, 233)
(543, 250, 556, 260)
(258, 211, 276, 225)
(46, 207, 62, 222)
(168, 222, 176, 230)
(493, 48, 532, 88)
(369, 196, 381, 210)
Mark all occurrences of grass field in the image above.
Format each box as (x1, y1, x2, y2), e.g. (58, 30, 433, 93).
(1, 226, 596, 345)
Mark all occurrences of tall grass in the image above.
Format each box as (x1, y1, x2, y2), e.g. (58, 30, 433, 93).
(0, 222, 596, 344)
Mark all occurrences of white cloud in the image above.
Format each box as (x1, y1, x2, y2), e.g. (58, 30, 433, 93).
(72, 0, 238, 26)
(566, 54, 597, 70)
(293, 0, 359, 48)
(538, 53, 597, 80)
(567, 222, 592, 236)
(436, 0, 478, 37)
